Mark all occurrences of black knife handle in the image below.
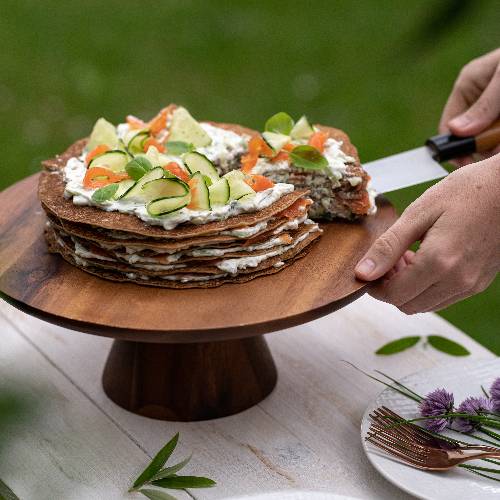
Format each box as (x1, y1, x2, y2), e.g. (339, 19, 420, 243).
(425, 133, 475, 162)
(426, 118, 500, 163)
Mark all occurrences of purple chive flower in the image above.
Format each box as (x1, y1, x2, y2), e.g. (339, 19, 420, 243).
(490, 378, 500, 412)
(418, 388, 455, 432)
(456, 396, 493, 433)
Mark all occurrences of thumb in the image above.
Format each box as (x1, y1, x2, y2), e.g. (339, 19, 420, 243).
(355, 213, 428, 281)
(448, 73, 500, 137)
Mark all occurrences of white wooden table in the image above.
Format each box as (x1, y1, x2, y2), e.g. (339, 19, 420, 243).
(0, 293, 494, 500)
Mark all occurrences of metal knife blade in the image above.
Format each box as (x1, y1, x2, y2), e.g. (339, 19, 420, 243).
(362, 118, 500, 194)
(363, 146, 448, 194)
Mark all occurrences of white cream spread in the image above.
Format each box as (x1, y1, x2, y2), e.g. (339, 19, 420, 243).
(62, 155, 294, 231)
(63, 223, 321, 280)
(217, 225, 321, 274)
(197, 123, 248, 170)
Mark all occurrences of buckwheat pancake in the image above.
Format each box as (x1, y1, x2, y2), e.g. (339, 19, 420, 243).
(44, 224, 314, 289)
(38, 166, 310, 238)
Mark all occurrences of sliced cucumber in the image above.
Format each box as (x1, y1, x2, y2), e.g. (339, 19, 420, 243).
(113, 179, 136, 200)
(230, 179, 255, 201)
(290, 115, 315, 140)
(222, 170, 246, 185)
(120, 166, 165, 202)
(142, 177, 189, 200)
(208, 177, 230, 206)
(117, 139, 135, 161)
(183, 151, 219, 183)
(262, 131, 291, 155)
(85, 118, 118, 152)
(147, 193, 191, 217)
(87, 150, 128, 173)
(189, 172, 210, 210)
(168, 107, 212, 147)
(126, 129, 150, 152)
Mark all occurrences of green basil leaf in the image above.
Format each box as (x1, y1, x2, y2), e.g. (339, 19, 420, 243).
(126, 166, 147, 181)
(376, 336, 420, 355)
(133, 433, 179, 489)
(150, 453, 193, 481)
(91, 182, 119, 202)
(135, 489, 178, 500)
(287, 145, 328, 170)
(151, 476, 216, 489)
(427, 335, 470, 356)
(164, 141, 194, 155)
(126, 157, 153, 181)
(131, 156, 153, 171)
(0, 478, 20, 500)
(264, 112, 295, 135)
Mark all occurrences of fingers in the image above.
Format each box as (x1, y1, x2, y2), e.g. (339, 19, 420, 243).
(448, 67, 500, 137)
(367, 244, 441, 311)
(355, 201, 439, 282)
(440, 48, 500, 137)
(381, 270, 492, 315)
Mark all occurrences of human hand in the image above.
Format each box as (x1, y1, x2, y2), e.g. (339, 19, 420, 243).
(440, 48, 500, 167)
(354, 154, 500, 314)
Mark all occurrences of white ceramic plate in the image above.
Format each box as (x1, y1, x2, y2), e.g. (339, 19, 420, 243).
(362, 358, 500, 500)
(223, 492, 361, 500)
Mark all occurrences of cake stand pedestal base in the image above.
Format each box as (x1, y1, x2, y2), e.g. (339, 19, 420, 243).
(102, 335, 277, 421)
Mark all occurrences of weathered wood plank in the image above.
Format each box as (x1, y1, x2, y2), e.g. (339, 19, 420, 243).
(1, 296, 492, 499)
(0, 306, 193, 500)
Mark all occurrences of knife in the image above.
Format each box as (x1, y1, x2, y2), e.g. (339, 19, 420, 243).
(363, 119, 500, 193)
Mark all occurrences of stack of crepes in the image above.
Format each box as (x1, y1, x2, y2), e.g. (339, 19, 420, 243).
(38, 130, 322, 288)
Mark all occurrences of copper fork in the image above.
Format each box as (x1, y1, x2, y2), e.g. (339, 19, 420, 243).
(366, 406, 500, 470)
(370, 406, 460, 450)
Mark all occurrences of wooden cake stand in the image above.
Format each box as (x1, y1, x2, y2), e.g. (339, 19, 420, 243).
(0, 174, 398, 421)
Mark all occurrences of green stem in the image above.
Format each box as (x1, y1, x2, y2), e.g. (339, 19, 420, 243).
(461, 464, 500, 473)
(343, 362, 422, 403)
(391, 413, 500, 427)
(461, 466, 500, 482)
(375, 370, 424, 401)
(480, 427, 500, 441)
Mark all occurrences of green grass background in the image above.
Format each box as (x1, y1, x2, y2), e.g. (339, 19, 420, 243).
(1, 0, 499, 353)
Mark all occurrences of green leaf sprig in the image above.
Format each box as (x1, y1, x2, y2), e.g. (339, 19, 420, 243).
(287, 145, 329, 170)
(91, 182, 120, 202)
(126, 157, 153, 181)
(129, 433, 215, 499)
(264, 112, 295, 135)
(375, 335, 470, 356)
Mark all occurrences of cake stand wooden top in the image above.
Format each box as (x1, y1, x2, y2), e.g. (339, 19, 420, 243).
(0, 174, 398, 343)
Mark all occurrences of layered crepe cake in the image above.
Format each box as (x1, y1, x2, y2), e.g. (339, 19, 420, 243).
(37, 105, 374, 288)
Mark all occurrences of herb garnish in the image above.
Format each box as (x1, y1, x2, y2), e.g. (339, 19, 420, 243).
(287, 145, 329, 170)
(348, 362, 500, 482)
(126, 157, 153, 181)
(91, 182, 120, 202)
(264, 112, 295, 135)
(129, 433, 215, 499)
(376, 335, 470, 356)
